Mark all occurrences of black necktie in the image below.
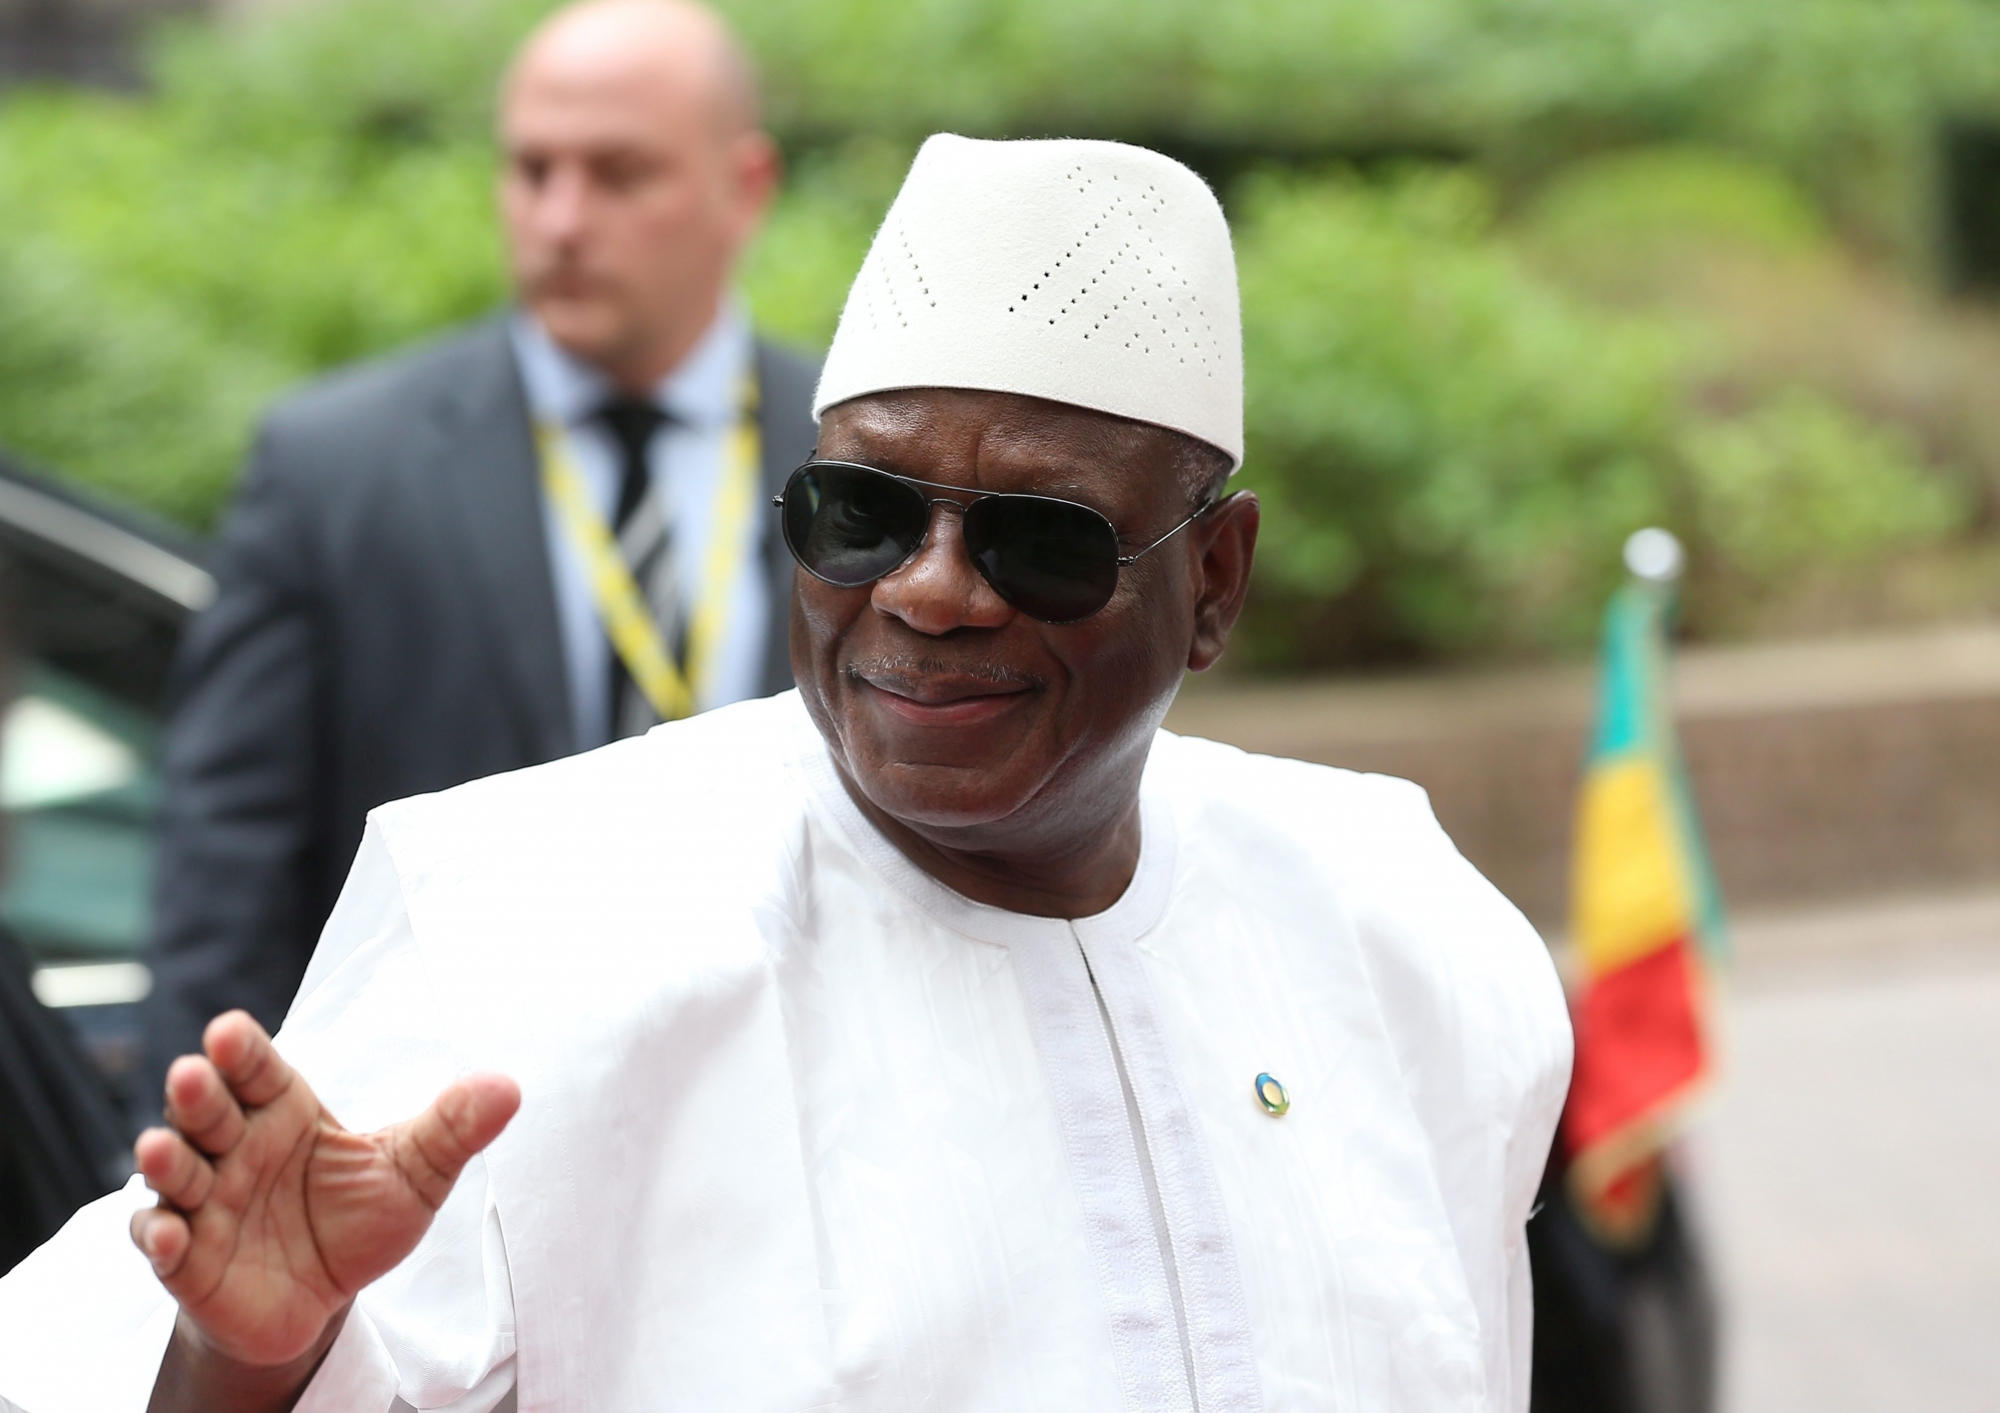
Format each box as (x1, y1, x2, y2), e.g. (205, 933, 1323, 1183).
(594, 395, 668, 531)
(593, 396, 670, 738)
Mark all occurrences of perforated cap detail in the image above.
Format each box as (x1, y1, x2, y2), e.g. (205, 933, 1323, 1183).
(853, 214, 937, 333)
(816, 135, 1243, 468)
(1003, 166, 1221, 373)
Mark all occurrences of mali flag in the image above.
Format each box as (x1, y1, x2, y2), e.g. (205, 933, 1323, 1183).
(1561, 570, 1724, 1240)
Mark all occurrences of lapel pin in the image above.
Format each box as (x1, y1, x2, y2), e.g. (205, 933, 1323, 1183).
(1254, 1072, 1290, 1117)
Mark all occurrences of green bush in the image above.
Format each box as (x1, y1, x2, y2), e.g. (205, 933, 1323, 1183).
(86, 0, 2000, 189)
(0, 87, 508, 376)
(1234, 170, 1689, 663)
(1520, 146, 1835, 283)
(1514, 148, 1988, 617)
(0, 55, 900, 522)
(1682, 389, 1965, 588)
(738, 139, 914, 348)
(729, 0, 2000, 253)
(1231, 167, 1970, 665)
(0, 237, 279, 523)
(0, 0, 1986, 657)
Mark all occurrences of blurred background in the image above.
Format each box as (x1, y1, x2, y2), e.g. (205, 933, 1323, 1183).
(1, 0, 1997, 1409)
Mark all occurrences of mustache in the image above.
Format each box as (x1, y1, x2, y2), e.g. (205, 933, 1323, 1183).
(524, 255, 613, 292)
(843, 653, 1045, 691)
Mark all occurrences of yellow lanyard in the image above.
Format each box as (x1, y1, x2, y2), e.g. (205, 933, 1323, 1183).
(536, 373, 762, 724)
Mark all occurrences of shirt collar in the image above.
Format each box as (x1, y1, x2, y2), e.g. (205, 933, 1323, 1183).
(508, 298, 752, 431)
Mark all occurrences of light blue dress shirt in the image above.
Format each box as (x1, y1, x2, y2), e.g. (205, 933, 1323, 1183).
(509, 305, 771, 750)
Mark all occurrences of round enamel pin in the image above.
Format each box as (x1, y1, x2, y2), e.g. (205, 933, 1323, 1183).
(1254, 1072, 1290, 1117)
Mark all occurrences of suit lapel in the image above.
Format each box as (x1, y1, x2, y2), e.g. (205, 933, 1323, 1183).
(419, 320, 575, 757)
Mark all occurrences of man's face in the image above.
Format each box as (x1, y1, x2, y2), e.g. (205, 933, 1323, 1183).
(498, 37, 771, 381)
(796, 389, 1257, 852)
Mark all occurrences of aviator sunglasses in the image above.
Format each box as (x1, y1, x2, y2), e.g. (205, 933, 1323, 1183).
(776, 460, 1216, 625)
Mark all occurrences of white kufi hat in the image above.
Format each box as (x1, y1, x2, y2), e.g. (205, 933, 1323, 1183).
(813, 134, 1244, 467)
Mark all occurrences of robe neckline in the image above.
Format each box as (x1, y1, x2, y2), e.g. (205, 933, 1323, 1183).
(787, 703, 1180, 953)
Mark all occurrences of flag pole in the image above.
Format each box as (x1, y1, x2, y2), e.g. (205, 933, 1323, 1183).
(1562, 526, 1724, 1246)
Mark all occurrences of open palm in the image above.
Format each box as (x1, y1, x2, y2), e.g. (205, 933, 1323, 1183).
(130, 1011, 519, 1369)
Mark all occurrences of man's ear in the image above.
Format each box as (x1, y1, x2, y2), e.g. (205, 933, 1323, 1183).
(728, 131, 781, 241)
(1187, 490, 1259, 672)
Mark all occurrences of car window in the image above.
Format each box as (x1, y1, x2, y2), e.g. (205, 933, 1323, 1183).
(0, 662, 158, 982)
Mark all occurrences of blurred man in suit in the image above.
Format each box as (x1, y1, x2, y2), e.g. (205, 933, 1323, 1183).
(139, 0, 819, 1106)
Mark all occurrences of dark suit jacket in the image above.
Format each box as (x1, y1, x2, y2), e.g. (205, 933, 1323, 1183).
(140, 317, 820, 1098)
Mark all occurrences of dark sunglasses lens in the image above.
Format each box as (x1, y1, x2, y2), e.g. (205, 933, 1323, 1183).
(963, 496, 1121, 623)
(782, 464, 929, 586)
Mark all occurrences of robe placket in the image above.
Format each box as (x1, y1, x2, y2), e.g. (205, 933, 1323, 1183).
(999, 797, 1262, 1413)
(1006, 922, 1195, 1413)
(1073, 915, 1263, 1413)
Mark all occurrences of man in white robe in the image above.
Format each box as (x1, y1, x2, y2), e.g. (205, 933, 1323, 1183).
(0, 134, 1570, 1413)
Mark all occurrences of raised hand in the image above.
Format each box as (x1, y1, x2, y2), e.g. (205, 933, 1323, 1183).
(130, 1011, 520, 1376)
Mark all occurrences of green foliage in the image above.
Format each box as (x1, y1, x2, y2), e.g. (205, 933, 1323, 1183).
(1522, 147, 1834, 271)
(86, 0, 2000, 187)
(0, 238, 278, 524)
(731, 1, 2000, 182)
(143, 0, 543, 155)
(739, 0, 2000, 256)
(0, 0, 1989, 653)
(1235, 170, 1689, 662)
(739, 139, 915, 348)
(0, 87, 509, 376)
(1682, 389, 1966, 587)
(1231, 167, 1971, 664)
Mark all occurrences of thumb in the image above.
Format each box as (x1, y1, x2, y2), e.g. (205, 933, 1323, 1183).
(389, 1073, 521, 1210)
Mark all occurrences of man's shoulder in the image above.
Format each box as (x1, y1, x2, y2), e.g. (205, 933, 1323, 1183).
(1149, 728, 1439, 852)
(1155, 728, 1570, 1138)
(343, 695, 816, 1070)
(370, 693, 812, 880)
(259, 317, 513, 450)
(1151, 727, 1564, 1027)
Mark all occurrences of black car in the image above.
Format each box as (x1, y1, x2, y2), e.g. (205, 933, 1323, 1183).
(0, 453, 208, 1093)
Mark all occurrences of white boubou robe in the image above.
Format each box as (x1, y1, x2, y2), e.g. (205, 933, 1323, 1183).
(0, 691, 1570, 1413)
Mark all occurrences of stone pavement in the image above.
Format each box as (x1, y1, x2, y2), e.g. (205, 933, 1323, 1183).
(1697, 891, 2000, 1413)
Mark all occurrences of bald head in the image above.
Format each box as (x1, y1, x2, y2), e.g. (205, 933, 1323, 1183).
(499, 0, 777, 389)
(506, 0, 759, 137)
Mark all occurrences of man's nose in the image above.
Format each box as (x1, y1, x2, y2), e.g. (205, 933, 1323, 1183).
(533, 164, 593, 241)
(870, 504, 1014, 636)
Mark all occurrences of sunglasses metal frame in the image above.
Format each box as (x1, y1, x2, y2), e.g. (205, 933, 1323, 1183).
(773, 459, 1216, 621)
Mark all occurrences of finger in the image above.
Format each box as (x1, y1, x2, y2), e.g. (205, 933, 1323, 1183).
(389, 1074, 522, 1210)
(203, 1010, 298, 1110)
(164, 1055, 247, 1157)
(135, 1127, 216, 1211)
(130, 1206, 191, 1280)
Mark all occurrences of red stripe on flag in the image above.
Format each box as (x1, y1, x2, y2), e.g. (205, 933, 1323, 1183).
(1563, 933, 1706, 1162)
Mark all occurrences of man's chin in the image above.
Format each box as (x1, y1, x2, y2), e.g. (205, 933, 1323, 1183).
(813, 680, 1056, 833)
(527, 300, 625, 364)
(856, 760, 1040, 833)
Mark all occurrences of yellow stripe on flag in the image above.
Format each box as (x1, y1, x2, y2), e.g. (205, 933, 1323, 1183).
(1572, 755, 1696, 976)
